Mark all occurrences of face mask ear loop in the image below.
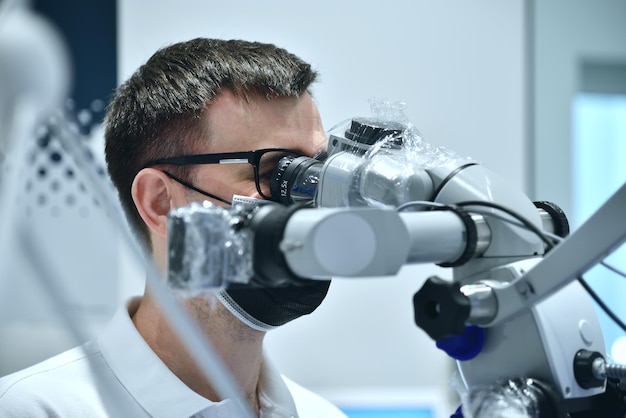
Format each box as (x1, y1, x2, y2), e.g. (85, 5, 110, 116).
(215, 289, 277, 332)
(162, 170, 232, 206)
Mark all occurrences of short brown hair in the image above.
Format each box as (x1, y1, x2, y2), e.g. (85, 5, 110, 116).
(104, 38, 318, 247)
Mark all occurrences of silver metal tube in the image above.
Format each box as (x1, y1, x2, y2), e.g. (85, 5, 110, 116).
(461, 282, 498, 325)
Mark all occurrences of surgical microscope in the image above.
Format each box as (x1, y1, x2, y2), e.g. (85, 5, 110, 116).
(168, 115, 626, 417)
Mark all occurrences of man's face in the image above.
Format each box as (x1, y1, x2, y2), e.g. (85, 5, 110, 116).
(162, 90, 331, 330)
(186, 90, 327, 205)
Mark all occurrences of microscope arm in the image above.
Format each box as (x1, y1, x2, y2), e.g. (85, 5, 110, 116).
(465, 181, 626, 327)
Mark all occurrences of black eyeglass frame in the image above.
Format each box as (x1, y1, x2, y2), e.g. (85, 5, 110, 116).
(142, 148, 303, 200)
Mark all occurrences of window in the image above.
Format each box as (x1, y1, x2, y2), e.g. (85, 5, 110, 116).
(572, 90, 626, 363)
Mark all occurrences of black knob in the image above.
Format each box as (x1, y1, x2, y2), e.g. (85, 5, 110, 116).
(344, 117, 405, 146)
(413, 276, 471, 341)
(534, 201, 570, 238)
(574, 349, 605, 389)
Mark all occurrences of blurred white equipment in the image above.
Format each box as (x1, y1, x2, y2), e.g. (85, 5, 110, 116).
(0, 0, 70, 267)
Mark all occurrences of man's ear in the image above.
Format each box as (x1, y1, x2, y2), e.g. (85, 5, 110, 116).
(131, 168, 176, 238)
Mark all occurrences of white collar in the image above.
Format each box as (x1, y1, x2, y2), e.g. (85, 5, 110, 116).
(97, 297, 298, 418)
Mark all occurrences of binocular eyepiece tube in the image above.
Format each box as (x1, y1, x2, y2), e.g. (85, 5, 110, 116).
(268, 117, 408, 206)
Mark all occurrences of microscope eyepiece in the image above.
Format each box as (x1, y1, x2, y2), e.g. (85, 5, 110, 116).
(269, 155, 323, 205)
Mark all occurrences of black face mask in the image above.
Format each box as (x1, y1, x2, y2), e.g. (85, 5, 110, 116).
(217, 279, 331, 330)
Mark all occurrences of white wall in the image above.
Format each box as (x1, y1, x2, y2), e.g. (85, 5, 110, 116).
(120, 1, 527, 186)
(119, 0, 526, 409)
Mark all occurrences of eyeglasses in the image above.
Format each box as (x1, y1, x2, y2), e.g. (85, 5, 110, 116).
(142, 148, 303, 200)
